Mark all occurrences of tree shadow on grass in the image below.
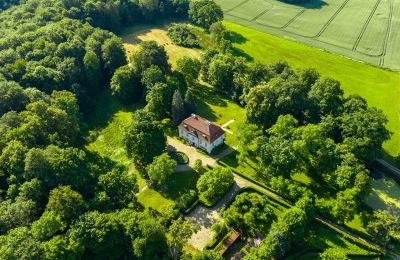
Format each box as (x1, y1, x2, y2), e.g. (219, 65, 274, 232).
(190, 84, 228, 122)
(231, 47, 254, 62)
(279, 0, 328, 9)
(229, 31, 247, 44)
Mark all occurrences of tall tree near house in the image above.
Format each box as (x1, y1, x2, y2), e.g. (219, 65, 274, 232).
(171, 90, 185, 126)
(184, 90, 195, 116)
(167, 217, 194, 260)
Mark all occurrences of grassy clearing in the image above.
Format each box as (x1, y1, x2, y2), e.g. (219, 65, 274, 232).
(120, 21, 202, 68)
(223, 20, 400, 157)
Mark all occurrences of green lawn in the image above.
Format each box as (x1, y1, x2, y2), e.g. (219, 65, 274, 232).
(190, 83, 247, 148)
(224, 20, 400, 157)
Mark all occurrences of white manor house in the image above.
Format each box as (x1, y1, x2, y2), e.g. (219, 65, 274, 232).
(178, 114, 225, 154)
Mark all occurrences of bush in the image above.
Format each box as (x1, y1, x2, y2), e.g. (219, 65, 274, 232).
(197, 167, 234, 206)
(176, 190, 198, 211)
(167, 24, 199, 48)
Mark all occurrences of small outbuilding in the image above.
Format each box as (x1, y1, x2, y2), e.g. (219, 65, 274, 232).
(178, 114, 225, 154)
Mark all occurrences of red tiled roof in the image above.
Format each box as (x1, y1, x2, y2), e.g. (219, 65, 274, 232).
(178, 114, 225, 143)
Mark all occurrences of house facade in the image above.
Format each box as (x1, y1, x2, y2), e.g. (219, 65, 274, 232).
(178, 114, 225, 154)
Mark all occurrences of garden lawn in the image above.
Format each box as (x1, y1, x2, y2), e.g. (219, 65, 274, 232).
(190, 84, 247, 148)
(224, 20, 400, 157)
(364, 172, 400, 210)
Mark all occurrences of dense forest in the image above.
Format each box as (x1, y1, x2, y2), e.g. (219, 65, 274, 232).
(0, 0, 398, 259)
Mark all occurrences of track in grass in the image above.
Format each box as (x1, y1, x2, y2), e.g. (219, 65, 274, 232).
(216, 0, 399, 70)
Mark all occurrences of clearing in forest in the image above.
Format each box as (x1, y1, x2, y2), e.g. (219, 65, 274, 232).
(216, 0, 400, 70)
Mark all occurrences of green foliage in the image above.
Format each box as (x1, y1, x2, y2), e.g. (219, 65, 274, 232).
(124, 110, 167, 167)
(167, 24, 199, 48)
(146, 153, 177, 186)
(222, 192, 275, 237)
(171, 90, 185, 126)
(131, 41, 170, 74)
(167, 217, 194, 260)
(196, 167, 234, 206)
(0, 227, 43, 260)
(141, 65, 166, 90)
(31, 211, 66, 241)
(46, 186, 84, 224)
(176, 57, 201, 87)
(95, 168, 139, 210)
(320, 247, 349, 260)
(193, 250, 223, 260)
(0, 197, 36, 234)
(367, 207, 400, 246)
(110, 65, 142, 104)
(145, 82, 171, 120)
(188, 0, 223, 29)
(193, 159, 205, 174)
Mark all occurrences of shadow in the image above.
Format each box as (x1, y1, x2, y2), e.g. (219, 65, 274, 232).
(229, 31, 247, 44)
(279, 0, 328, 9)
(159, 169, 199, 200)
(231, 47, 254, 62)
(190, 84, 228, 122)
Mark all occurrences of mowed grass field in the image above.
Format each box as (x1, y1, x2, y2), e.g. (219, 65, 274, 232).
(223, 21, 400, 157)
(216, 0, 400, 70)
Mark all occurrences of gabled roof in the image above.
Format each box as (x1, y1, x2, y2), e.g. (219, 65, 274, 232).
(179, 114, 225, 143)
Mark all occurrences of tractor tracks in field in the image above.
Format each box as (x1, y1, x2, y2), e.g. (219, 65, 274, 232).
(225, 0, 251, 13)
(352, 0, 382, 51)
(313, 0, 351, 38)
(379, 0, 394, 66)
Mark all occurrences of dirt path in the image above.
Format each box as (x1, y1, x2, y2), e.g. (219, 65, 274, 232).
(221, 119, 235, 135)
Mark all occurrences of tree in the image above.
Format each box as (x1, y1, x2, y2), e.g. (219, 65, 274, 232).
(0, 80, 28, 116)
(308, 77, 344, 120)
(145, 82, 171, 120)
(96, 168, 139, 210)
(69, 211, 126, 259)
(46, 186, 84, 224)
(31, 211, 66, 241)
(101, 37, 127, 77)
(110, 65, 142, 104)
(0, 227, 43, 260)
(196, 167, 234, 205)
(131, 41, 170, 74)
(176, 57, 201, 87)
(367, 208, 400, 246)
(207, 54, 235, 93)
(124, 110, 167, 167)
(223, 193, 274, 237)
(141, 65, 166, 90)
(188, 0, 223, 29)
(0, 197, 36, 233)
(42, 234, 83, 260)
(171, 90, 185, 126)
(236, 123, 261, 164)
(193, 159, 205, 174)
(146, 153, 177, 186)
(167, 217, 194, 260)
(0, 140, 28, 178)
(83, 50, 102, 93)
(184, 89, 196, 116)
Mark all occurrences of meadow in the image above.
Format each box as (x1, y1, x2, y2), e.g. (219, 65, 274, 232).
(215, 0, 400, 70)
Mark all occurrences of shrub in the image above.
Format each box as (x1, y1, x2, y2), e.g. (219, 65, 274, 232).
(196, 167, 234, 206)
(167, 24, 199, 48)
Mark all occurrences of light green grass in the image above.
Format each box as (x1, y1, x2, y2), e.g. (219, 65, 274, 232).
(137, 187, 174, 212)
(223, 20, 400, 157)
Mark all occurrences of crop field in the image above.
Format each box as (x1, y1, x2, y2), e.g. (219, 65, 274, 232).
(215, 0, 400, 70)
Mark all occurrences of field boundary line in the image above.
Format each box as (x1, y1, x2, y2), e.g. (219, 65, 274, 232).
(225, 0, 250, 13)
(313, 0, 351, 38)
(282, 9, 305, 29)
(352, 0, 382, 51)
(379, 0, 394, 66)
